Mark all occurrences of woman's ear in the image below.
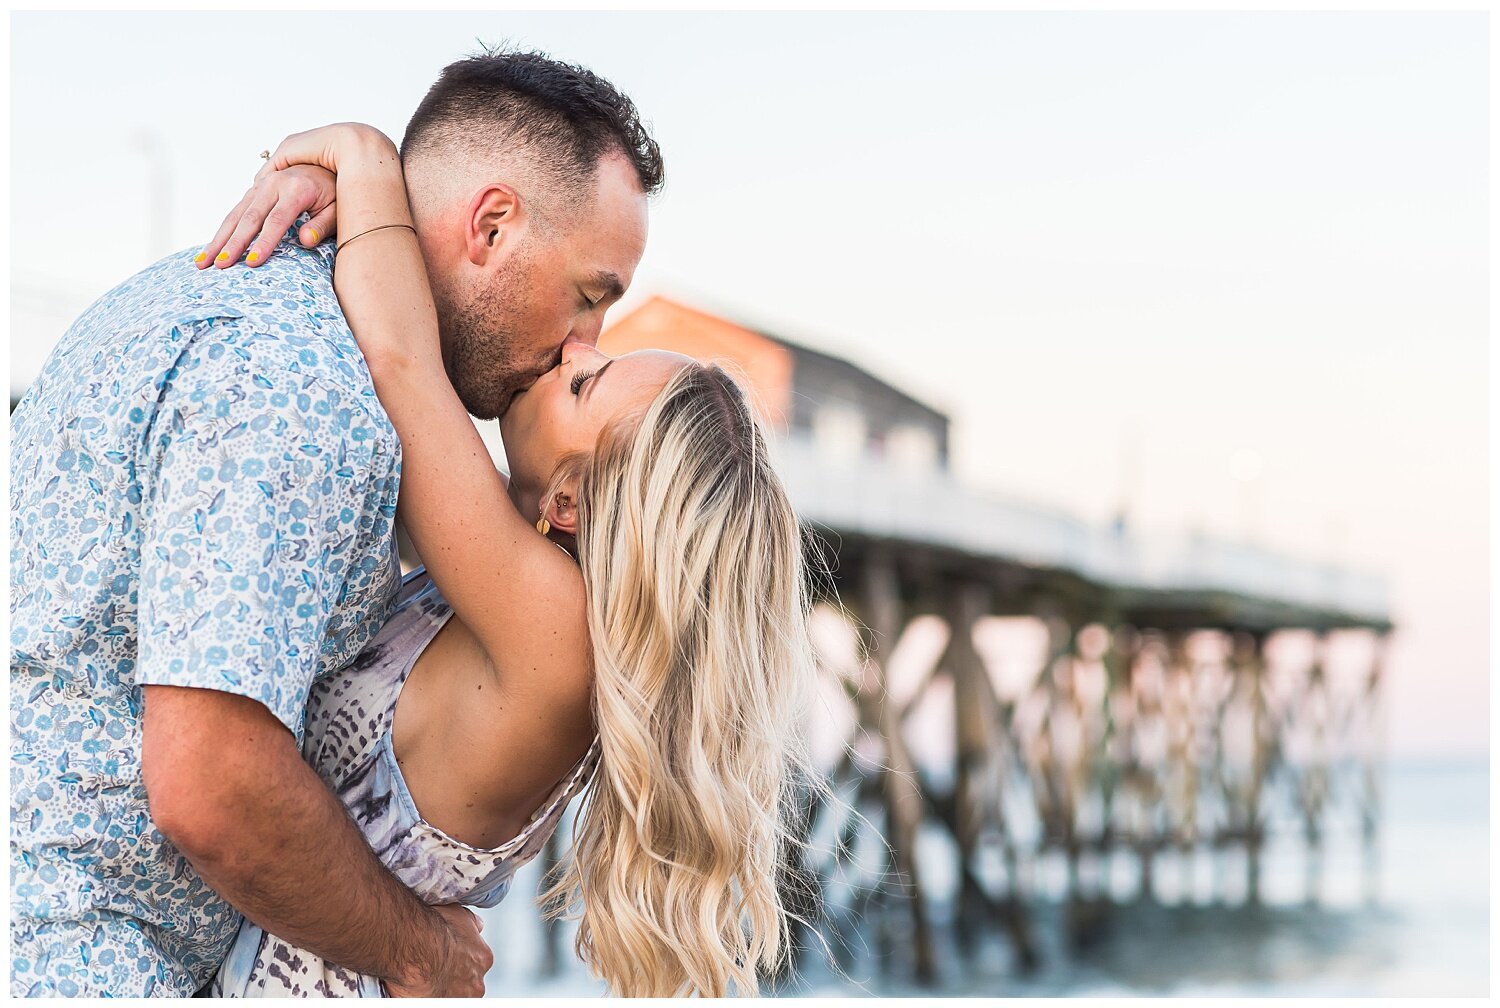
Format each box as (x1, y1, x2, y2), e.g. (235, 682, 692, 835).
(543, 475, 582, 538)
(463, 183, 521, 266)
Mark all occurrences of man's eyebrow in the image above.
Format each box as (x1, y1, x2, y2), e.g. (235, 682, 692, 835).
(589, 271, 626, 302)
(584, 359, 614, 400)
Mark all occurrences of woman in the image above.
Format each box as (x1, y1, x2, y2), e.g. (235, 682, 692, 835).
(199, 124, 820, 997)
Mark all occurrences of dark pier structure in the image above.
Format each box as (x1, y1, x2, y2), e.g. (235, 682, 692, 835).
(586, 299, 1393, 986)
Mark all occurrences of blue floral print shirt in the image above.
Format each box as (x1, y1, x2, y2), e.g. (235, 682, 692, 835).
(9, 236, 402, 997)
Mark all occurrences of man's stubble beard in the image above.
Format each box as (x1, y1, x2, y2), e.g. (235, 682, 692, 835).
(434, 279, 532, 422)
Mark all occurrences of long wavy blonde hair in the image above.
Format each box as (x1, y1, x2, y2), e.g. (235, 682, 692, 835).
(538, 362, 820, 996)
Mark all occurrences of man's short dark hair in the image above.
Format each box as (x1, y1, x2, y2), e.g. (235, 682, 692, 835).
(402, 47, 664, 200)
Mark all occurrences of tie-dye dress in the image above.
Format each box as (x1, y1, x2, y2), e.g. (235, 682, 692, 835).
(212, 569, 600, 997)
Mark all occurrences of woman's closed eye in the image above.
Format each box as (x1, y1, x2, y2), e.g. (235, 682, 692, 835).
(570, 370, 598, 395)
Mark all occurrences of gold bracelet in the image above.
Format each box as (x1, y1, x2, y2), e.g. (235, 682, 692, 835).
(335, 223, 416, 254)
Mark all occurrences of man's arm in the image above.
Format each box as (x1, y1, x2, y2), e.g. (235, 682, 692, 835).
(141, 685, 490, 995)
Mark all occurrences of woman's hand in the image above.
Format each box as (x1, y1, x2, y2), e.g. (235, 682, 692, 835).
(197, 122, 398, 270)
(262, 121, 392, 176)
(198, 164, 335, 269)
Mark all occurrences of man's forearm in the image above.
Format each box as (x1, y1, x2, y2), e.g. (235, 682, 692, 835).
(191, 749, 445, 983)
(142, 686, 450, 989)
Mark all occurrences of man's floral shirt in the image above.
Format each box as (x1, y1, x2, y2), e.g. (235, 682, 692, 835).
(9, 237, 401, 996)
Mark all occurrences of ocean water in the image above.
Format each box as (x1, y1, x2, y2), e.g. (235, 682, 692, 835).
(477, 759, 1488, 997)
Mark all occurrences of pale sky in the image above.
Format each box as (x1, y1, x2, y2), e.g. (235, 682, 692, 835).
(8, 12, 1489, 758)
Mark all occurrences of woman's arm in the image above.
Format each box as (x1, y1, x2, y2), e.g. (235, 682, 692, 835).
(216, 125, 589, 696)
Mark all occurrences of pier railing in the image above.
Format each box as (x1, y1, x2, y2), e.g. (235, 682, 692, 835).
(770, 432, 1389, 625)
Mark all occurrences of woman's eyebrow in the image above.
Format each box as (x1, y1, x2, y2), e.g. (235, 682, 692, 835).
(584, 360, 615, 399)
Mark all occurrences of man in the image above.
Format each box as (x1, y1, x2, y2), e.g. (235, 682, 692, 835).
(9, 49, 664, 997)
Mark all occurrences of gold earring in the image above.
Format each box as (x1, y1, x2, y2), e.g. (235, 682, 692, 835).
(536, 516, 551, 536)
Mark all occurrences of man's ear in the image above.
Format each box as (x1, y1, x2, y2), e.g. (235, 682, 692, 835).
(463, 184, 521, 267)
(543, 476, 582, 538)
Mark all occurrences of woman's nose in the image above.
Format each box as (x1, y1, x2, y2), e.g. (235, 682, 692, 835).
(561, 338, 606, 367)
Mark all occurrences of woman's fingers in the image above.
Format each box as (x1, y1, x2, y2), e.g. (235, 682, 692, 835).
(196, 188, 256, 269)
(199, 165, 337, 269)
(243, 198, 309, 268)
(214, 184, 281, 269)
(196, 127, 354, 269)
(252, 154, 278, 184)
(298, 203, 337, 249)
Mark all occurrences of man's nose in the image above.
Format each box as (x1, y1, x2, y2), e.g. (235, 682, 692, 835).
(570, 315, 604, 349)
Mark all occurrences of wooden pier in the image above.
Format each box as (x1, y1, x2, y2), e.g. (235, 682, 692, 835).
(775, 522, 1389, 986)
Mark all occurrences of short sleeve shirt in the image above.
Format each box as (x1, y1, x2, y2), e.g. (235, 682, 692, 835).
(9, 236, 402, 996)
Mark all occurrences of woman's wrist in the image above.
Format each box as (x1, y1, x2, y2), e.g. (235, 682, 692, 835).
(335, 126, 400, 176)
(329, 127, 412, 244)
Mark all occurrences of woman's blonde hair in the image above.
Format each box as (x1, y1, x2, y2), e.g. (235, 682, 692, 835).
(539, 362, 820, 996)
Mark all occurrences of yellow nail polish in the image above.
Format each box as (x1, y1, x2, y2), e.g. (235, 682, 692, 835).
(215, 252, 229, 263)
(308, 229, 319, 244)
(194, 252, 207, 264)
(247, 251, 260, 264)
